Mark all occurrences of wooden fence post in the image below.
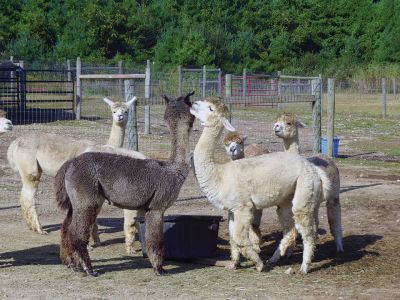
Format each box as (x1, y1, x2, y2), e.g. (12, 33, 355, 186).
(178, 65, 182, 96)
(242, 68, 247, 97)
(312, 77, 322, 153)
(202, 65, 206, 97)
(118, 60, 124, 98)
(67, 59, 71, 82)
(218, 68, 222, 96)
(327, 78, 335, 157)
(382, 78, 387, 118)
(393, 78, 397, 100)
(76, 57, 81, 120)
(125, 80, 138, 151)
(225, 74, 232, 122)
(144, 60, 151, 135)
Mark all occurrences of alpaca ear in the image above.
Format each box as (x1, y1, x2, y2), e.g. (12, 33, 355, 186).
(183, 91, 195, 106)
(242, 135, 248, 143)
(126, 96, 137, 108)
(296, 120, 306, 128)
(103, 97, 114, 107)
(162, 94, 170, 103)
(221, 117, 236, 132)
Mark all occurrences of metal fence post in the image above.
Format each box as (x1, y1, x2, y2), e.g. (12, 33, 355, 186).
(67, 59, 71, 82)
(218, 68, 222, 96)
(382, 78, 387, 118)
(118, 60, 123, 98)
(125, 80, 138, 151)
(202, 65, 206, 97)
(76, 57, 81, 120)
(393, 78, 397, 100)
(242, 68, 247, 97)
(312, 77, 322, 153)
(225, 74, 232, 122)
(327, 78, 335, 157)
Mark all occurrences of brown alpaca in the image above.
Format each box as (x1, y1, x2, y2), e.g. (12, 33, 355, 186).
(55, 92, 195, 276)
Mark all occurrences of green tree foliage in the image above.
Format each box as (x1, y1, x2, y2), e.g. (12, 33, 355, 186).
(0, 0, 399, 77)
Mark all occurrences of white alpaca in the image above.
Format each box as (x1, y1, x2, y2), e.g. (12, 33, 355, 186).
(273, 113, 343, 253)
(191, 97, 331, 274)
(7, 97, 144, 252)
(0, 109, 13, 134)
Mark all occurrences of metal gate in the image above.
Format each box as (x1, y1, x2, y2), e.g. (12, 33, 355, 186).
(0, 64, 75, 124)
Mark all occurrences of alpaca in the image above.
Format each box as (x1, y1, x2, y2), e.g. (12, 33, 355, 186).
(273, 113, 343, 253)
(54, 92, 195, 276)
(7, 97, 137, 238)
(0, 109, 13, 134)
(191, 97, 332, 274)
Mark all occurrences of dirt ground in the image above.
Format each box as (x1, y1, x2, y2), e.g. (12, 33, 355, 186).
(1, 123, 400, 299)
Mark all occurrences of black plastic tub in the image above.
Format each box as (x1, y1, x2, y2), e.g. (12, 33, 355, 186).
(136, 214, 223, 259)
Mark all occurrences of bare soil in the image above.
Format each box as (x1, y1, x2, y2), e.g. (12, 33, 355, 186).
(0, 124, 399, 299)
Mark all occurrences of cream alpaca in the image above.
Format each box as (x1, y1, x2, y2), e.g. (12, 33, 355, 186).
(0, 109, 13, 134)
(7, 97, 142, 250)
(191, 97, 331, 274)
(273, 113, 343, 254)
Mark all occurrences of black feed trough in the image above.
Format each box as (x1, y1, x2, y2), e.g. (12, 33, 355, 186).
(136, 214, 223, 259)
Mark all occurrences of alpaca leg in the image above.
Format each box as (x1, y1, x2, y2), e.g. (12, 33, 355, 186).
(145, 210, 165, 275)
(230, 207, 264, 272)
(270, 203, 297, 264)
(124, 209, 145, 255)
(327, 197, 344, 252)
(19, 171, 46, 234)
(89, 205, 103, 248)
(67, 205, 99, 276)
(293, 209, 316, 275)
(226, 211, 240, 270)
(249, 209, 263, 253)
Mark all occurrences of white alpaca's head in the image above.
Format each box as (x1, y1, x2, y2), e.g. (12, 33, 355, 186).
(103, 97, 137, 126)
(273, 113, 305, 140)
(223, 132, 246, 160)
(0, 110, 13, 133)
(190, 97, 235, 132)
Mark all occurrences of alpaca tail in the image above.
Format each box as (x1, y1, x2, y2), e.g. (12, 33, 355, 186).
(55, 160, 72, 212)
(7, 139, 18, 172)
(315, 167, 344, 253)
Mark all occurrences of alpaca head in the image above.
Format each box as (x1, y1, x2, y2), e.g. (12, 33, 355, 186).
(223, 132, 246, 160)
(103, 96, 137, 126)
(162, 91, 196, 131)
(273, 113, 305, 140)
(0, 110, 13, 133)
(190, 97, 235, 132)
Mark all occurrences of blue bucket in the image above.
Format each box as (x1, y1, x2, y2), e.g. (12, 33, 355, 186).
(321, 136, 340, 157)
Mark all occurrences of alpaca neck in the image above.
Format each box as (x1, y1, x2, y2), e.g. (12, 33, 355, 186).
(193, 124, 224, 208)
(107, 123, 126, 147)
(283, 136, 300, 154)
(170, 124, 191, 167)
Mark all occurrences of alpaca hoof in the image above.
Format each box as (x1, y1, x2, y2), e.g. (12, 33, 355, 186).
(154, 267, 167, 276)
(225, 261, 238, 270)
(68, 264, 81, 273)
(255, 262, 264, 272)
(38, 229, 48, 235)
(299, 265, 308, 275)
(85, 269, 98, 277)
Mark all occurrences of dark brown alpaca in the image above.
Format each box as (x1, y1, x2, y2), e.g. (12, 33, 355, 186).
(55, 92, 195, 276)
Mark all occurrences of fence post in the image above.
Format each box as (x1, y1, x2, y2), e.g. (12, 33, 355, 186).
(382, 78, 387, 118)
(218, 68, 222, 96)
(125, 80, 138, 151)
(10, 56, 15, 103)
(225, 74, 232, 122)
(277, 71, 281, 96)
(202, 65, 206, 97)
(327, 78, 335, 157)
(392, 78, 397, 100)
(118, 60, 124, 98)
(67, 59, 71, 82)
(144, 60, 151, 135)
(242, 68, 247, 97)
(76, 57, 81, 120)
(178, 65, 182, 96)
(312, 77, 322, 153)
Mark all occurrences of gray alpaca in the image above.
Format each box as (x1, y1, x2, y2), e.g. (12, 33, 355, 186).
(54, 92, 195, 276)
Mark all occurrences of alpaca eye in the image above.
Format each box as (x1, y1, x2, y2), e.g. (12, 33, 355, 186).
(209, 106, 214, 112)
(287, 122, 292, 126)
